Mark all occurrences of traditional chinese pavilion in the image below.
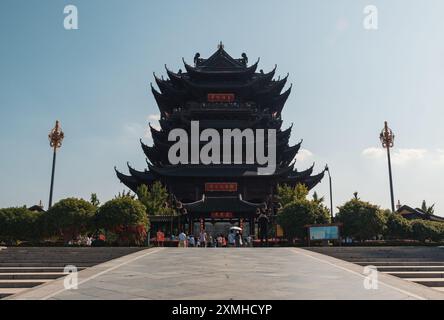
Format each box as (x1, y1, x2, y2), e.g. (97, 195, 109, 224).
(115, 43, 325, 237)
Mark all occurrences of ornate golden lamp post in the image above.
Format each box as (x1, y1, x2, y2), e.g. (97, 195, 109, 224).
(48, 120, 64, 209)
(379, 121, 395, 212)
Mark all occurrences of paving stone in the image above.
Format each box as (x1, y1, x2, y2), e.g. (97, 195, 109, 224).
(8, 248, 444, 300)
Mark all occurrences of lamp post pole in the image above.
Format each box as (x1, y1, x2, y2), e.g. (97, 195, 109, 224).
(325, 165, 334, 221)
(48, 120, 64, 209)
(380, 121, 395, 212)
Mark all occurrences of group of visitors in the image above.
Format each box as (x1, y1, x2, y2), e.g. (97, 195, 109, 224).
(156, 229, 253, 248)
(67, 232, 106, 247)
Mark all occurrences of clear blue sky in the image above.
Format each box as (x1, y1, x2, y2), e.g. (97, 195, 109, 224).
(1, 0, 444, 215)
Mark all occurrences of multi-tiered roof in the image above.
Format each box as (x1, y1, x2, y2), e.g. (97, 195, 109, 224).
(116, 44, 325, 209)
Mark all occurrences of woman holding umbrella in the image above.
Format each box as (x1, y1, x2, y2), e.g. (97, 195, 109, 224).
(230, 226, 243, 247)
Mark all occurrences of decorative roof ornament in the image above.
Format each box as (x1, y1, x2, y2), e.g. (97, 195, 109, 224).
(48, 120, 64, 150)
(218, 41, 224, 50)
(380, 121, 395, 148)
(241, 53, 248, 65)
(193, 53, 200, 66)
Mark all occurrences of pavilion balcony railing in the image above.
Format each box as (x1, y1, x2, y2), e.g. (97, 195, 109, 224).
(185, 101, 258, 110)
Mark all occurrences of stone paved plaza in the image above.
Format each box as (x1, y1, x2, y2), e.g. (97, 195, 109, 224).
(8, 248, 444, 300)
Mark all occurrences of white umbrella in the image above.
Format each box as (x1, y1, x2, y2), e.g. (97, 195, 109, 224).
(230, 226, 242, 231)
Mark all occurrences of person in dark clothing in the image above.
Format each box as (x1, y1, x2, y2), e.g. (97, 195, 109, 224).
(258, 212, 269, 247)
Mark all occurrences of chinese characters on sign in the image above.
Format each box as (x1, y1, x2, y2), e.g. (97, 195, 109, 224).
(205, 183, 238, 192)
(207, 93, 235, 103)
(211, 212, 234, 219)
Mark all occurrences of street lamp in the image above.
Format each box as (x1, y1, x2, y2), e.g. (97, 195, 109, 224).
(325, 165, 334, 221)
(379, 121, 395, 212)
(48, 120, 64, 209)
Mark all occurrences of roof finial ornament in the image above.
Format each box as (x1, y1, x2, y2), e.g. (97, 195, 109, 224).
(241, 53, 248, 65)
(218, 41, 224, 50)
(194, 53, 200, 66)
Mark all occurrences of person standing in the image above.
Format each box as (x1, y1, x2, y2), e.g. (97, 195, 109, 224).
(228, 230, 235, 247)
(199, 230, 207, 248)
(235, 231, 243, 247)
(217, 234, 223, 247)
(247, 234, 253, 247)
(188, 235, 195, 247)
(208, 234, 213, 248)
(156, 230, 165, 247)
(178, 231, 187, 248)
(258, 212, 269, 247)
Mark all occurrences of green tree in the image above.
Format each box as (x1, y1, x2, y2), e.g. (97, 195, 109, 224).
(277, 184, 308, 208)
(96, 197, 149, 246)
(336, 196, 387, 241)
(115, 189, 136, 199)
(90, 193, 100, 207)
(410, 220, 444, 242)
(43, 198, 96, 243)
(420, 200, 435, 216)
(312, 191, 325, 204)
(276, 184, 330, 242)
(0, 207, 42, 244)
(137, 182, 175, 216)
(277, 200, 330, 241)
(384, 212, 412, 240)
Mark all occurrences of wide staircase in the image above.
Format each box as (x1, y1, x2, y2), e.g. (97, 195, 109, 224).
(307, 246, 444, 292)
(0, 247, 143, 299)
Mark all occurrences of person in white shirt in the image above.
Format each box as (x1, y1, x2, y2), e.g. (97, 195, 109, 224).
(199, 231, 207, 248)
(178, 231, 187, 248)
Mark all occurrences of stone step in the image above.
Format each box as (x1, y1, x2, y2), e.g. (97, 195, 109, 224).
(353, 261, 444, 266)
(0, 267, 86, 273)
(0, 260, 112, 264)
(0, 273, 65, 280)
(383, 271, 444, 278)
(0, 288, 27, 299)
(0, 279, 52, 288)
(0, 263, 94, 268)
(0, 255, 134, 258)
(0, 256, 130, 261)
(376, 266, 444, 272)
(405, 278, 444, 287)
(433, 287, 444, 292)
(0, 249, 142, 255)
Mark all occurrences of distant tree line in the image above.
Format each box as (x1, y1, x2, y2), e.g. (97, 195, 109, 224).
(0, 182, 175, 246)
(276, 185, 444, 245)
(1, 181, 443, 246)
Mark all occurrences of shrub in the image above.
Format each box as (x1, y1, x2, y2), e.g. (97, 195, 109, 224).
(385, 212, 412, 240)
(410, 220, 444, 242)
(336, 197, 387, 241)
(0, 207, 42, 244)
(96, 197, 149, 246)
(277, 199, 331, 241)
(43, 198, 96, 242)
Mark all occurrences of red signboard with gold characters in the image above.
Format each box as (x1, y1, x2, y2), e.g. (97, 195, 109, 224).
(211, 212, 234, 219)
(205, 182, 238, 192)
(207, 93, 235, 103)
